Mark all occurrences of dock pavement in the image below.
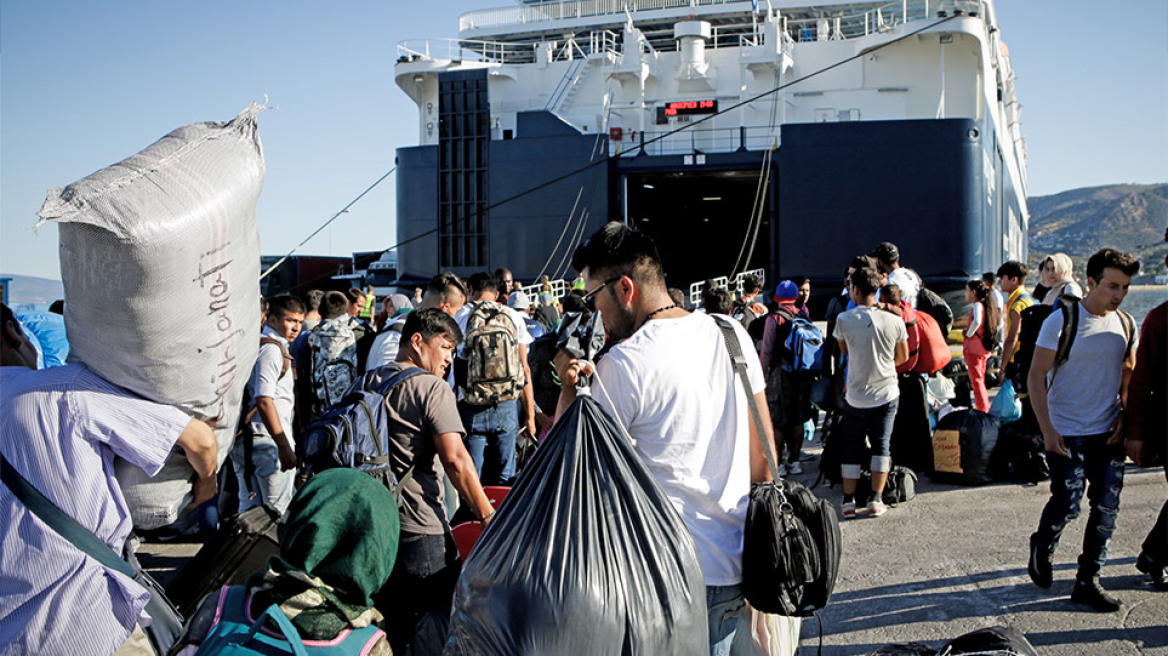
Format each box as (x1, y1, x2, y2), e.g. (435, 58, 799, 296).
(140, 441, 1168, 655)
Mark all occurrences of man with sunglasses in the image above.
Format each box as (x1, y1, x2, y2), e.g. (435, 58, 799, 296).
(555, 222, 776, 655)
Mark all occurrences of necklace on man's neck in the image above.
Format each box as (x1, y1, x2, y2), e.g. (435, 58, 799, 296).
(638, 303, 679, 331)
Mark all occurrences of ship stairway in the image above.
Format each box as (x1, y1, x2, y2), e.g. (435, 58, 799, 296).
(545, 56, 588, 113)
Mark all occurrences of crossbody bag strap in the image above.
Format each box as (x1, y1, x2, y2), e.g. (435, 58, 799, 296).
(1, 454, 137, 579)
(713, 316, 782, 483)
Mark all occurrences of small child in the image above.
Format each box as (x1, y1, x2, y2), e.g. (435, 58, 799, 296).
(878, 284, 902, 310)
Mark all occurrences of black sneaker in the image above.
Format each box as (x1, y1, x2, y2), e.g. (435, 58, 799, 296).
(1028, 533, 1053, 589)
(1071, 578, 1122, 612)
(1136, 553, 1168, 590)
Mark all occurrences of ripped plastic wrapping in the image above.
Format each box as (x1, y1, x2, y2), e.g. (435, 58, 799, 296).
(38, 104, 265, 529)
(445, 393, 708, 655)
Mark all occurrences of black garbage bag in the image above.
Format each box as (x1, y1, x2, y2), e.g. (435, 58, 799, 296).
(930, 409, 1000, 486)
(940, 625, 1038, 655)
(891, 373, 934, 474)
(444, 393, 708, 655)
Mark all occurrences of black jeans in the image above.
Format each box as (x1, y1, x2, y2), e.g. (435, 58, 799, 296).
(1142, 466, 1168, 567)
(376, 531, 461, 656)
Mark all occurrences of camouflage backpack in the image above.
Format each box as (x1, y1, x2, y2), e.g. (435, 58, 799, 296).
(462, 301, 525, 406)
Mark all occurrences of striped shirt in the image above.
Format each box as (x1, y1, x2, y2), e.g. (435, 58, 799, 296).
(0, 364, 191, 656)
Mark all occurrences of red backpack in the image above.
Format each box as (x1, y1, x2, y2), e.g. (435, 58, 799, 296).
(890, 301, 921, 374)
(912, 309, 952, 375)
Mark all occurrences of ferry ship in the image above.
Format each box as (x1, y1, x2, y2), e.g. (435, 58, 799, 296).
(392, 0, 1028, 298)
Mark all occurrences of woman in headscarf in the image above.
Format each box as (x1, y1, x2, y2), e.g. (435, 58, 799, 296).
(170, 469, 399, 655)
(1040, 252, 1083, 306)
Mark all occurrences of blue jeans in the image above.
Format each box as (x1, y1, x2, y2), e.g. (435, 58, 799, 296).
(707, 585, 745, 656)
(1035, 433, 1126, 579)
(839, 398, 898, 480)
(230, 436, 295, 515)
(459, 399, 519, 486)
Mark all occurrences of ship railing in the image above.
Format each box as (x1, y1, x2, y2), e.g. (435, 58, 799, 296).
(688, 268, 766, 309)
(520, 279, 571, 303)
(461, 0, 743, 32)
(397, 38, 536, 65)
(513, 269, 766, 309)
(611, 125, 779, 157)
(398, 29, 620, 66)
(460, 0, 983, 40)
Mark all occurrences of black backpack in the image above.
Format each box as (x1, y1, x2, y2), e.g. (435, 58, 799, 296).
(858, 466, 918, 506)
(743, 478, 842, 616)
(1011, 301, 1135, 395)
(916, 286, 954, 338)
(1008, 301, 1055, 394)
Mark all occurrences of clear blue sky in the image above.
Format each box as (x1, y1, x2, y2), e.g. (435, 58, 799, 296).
(3, 0, 1165, 280)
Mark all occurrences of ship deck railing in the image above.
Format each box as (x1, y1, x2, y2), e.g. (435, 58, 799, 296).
(688, 269, 767, 308)
(514, 268, 765, 309)
(458, 0, 983, 37)
(612, 125, 780, 158)
(402, 0, 982, 66)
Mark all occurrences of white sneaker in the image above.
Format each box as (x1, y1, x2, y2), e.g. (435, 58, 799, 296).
(841, 501, 857, 519)
(787, 461, 804, 475)
(867, 500, 889, 518)
(778, 463, 790, 477)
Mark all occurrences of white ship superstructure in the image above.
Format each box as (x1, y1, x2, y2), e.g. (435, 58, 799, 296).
(393, 0, 1028, 293)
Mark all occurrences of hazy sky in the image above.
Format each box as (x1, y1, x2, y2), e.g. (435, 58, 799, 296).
(2, 0, 1165, 280)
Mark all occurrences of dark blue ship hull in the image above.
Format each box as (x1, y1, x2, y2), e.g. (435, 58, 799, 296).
(394, 107, 1026, 295)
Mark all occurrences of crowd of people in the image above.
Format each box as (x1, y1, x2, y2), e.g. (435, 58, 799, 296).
(1, 222, 1165, 655)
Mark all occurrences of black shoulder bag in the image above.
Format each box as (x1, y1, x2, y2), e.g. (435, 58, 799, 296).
(713, 316, 842, 618)
(1, 454, 183, 655)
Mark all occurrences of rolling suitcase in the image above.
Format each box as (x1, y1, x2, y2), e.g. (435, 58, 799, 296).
(165, 504, 281, 617)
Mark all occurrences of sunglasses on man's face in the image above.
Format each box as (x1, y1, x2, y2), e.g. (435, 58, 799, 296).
(583, 276, 622, 310)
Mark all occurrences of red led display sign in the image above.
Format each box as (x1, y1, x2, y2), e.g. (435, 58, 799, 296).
(656, 99, 718, 124)
(663, 99, 717, 116)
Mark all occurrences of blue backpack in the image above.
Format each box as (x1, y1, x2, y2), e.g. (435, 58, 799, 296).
(298, 366, 429, 493)
(196, 585, 384, 655)
(777, 310, 825, 374)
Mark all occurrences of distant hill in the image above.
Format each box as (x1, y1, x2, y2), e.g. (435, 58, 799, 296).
(1, 274, 65, 305)
(1028, 183, 1168, 279)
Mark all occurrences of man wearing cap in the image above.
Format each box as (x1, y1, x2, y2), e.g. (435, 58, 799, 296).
(873, 242, 920, 308)
(508, 290, 544, 340)
(758, 280, 816, 475)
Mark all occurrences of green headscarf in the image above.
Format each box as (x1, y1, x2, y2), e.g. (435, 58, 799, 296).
(249, 469, 400, 639)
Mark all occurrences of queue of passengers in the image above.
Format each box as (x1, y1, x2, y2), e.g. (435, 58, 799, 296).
(2, 224, 1165, 655)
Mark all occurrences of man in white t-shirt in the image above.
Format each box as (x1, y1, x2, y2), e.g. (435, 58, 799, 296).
(233, 294, 303, 514)
(366, 273, 467, 373)
(1027, 248, 1140, 612)
(873, 241, 919, 308)
(554, 222, 776, 656)
(833, 267, 909, 520)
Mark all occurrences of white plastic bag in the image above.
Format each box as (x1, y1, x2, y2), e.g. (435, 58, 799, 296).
(39, 104, 265, 528)
(733, 603, 802, 655)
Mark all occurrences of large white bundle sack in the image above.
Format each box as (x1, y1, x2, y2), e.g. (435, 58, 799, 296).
(38, 104, 266, 529)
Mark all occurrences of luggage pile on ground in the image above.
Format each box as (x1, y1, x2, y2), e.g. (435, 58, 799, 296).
(930, 409, 1000, 486)
(38, 104, 266, 528)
